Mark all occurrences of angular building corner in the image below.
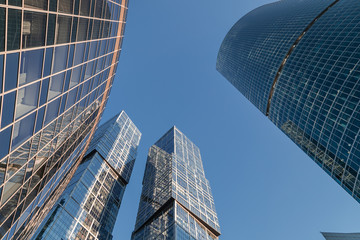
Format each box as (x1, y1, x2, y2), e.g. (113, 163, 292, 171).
(0, 0, 130, 239)
(132, 126, 220, 240)
(31, 111, 141, 240)
(217, 0, 360, 203)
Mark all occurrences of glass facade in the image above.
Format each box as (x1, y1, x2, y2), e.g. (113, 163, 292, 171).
(0, 0, 129, 239)
(32, 111, 141, 240)
(217, 0, 360, 203)
(322, 232, 360, 240)
(132, 127, 220, 240)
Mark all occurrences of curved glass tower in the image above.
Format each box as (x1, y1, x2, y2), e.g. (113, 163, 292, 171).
(0, 0, 129, 239)
(217, 0, 360, 203)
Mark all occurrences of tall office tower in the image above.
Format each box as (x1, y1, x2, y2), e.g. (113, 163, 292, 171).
(322, 232, 360, 240)
(32, 111, 141, 240)
(0, 0, 129, 239)
(132, 127, 220, 240)
(217, 0, 360, 202)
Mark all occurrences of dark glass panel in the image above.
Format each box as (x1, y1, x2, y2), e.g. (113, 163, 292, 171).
(19, 49, 44, 86)
(2, 92, 16, 127)
(90, 0, 95, 17)
(68, 44, 75, 68)
(0, 55, 3, 93)
(22, 11, 46, 48)
(24, 0, 47, 10)
(87, 19, 93, 40)
(35, 107, 45, 133)
(0, 127, 12, 160)
(74, 0, 80, 14)
(92, 20, 100, 40)
(39, 78, 49, 106)
(43, 48, 53, 77)
(47, 14, 56, 46)
(56, 15, 72, 44)
(7, 9, 21, 51)
(49, 0, 57, 11)
(64, 70, 71, 92)
(95, 0, 104, 18)
(58, 0, 73, 13)
(0, 8, 5, 52)
(15, 82, 40, 119)
(8, 0, 21, 6)
(12, 112, 36, 150)
(78, 18, 88, 41)
(5, 53, 19, 92)
(80, 0, 90, 16)
(71, 17, 78, 42)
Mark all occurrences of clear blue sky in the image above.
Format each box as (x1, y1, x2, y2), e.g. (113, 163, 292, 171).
(101, 0, 360, 239)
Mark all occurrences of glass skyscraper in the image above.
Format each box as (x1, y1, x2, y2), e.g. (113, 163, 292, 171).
(322, 232, 360, 240)
(132, 127, 220, 240)
(0, 0, 129, 239)
(32, 111, 141, 240)
(217, 0, 360, 203)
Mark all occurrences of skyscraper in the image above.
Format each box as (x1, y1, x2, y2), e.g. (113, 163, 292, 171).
(322, 232, 360, 240)
(32, 111, 141, 240)
(217, 0, 360, 202)
(0, 0, 129, 239)
(132, 127, 220, 240)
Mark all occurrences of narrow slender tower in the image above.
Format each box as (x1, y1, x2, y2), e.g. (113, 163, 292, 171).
(32, 111, 141, 240)
(132, 127, 220, 240)
(217, 0, 360, 203)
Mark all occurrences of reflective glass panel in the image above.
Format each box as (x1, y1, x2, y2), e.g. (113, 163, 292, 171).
(5, 53, 19, 92)
(22, 11, 46, 48)
(15, 82, 40, 119)
(12, 112, 36, 150)
(19, 49, 44, 86)
(2, 92, 16, 128)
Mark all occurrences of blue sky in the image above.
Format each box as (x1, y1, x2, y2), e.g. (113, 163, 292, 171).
(102, 0, 360, 239)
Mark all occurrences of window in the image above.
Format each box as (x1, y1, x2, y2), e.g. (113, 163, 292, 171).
(2, 92, 16, 128)
(78, 18, 89, 41)
(56, 15, 72, 44)
(43, 48, 53, 77)
(39, 78, 49, 106)
(74, 43, 85, 66)
(12, 112, 36, 150)
(7, 9, 21, 51)
(48, 73, 65, 100)
(44, 98, 60, 126)
(0, 126, 12, 160)
(59, 0, 74, 13)
(53, 45, 68, 74)
(15, 82, 40, 119)
(24, 0, 48, 10)
(5, 53, 19, 92)
(22, 11, 46, 48)
(80, 0, 90, 16)
(0, 8, 5, 52)
(47, 14, 56, 45)
(19, 49, 44, 86)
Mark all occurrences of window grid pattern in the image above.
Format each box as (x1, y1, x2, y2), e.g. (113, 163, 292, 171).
(216, 0, 335, 113)
(217, 0, 360, 205)
(0, 0, 129, 239)
(132, 127, 220, 240)
(32, 111, 140, 240)
(269, 0, 360, 202)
